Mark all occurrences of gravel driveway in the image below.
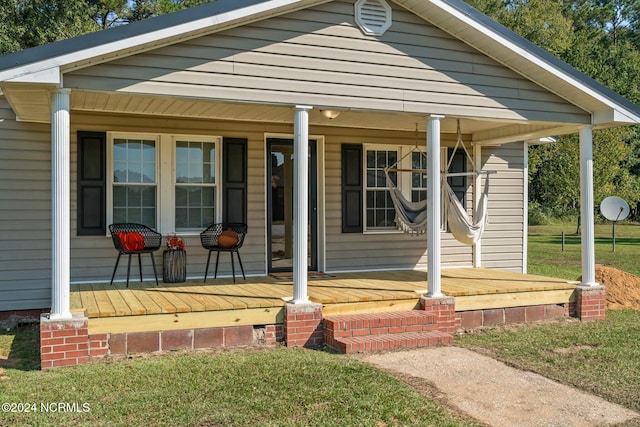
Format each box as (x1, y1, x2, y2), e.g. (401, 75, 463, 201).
(359, 347, 639, 427)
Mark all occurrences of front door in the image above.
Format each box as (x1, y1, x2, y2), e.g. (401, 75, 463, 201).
(267, 138, 317, 272)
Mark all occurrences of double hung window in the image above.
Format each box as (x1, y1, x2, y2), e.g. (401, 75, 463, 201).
(112, 137, 157, 228)
(108, 133, 221, 233)
(363, 145, 448, 232)
(175, 139, 216, 230)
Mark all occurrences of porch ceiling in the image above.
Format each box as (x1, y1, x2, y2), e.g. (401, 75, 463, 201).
(2, 84, 582, 144)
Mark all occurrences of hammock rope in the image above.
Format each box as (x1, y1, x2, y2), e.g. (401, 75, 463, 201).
(383, 120, 492, 243)
(445, 120, 490, 245)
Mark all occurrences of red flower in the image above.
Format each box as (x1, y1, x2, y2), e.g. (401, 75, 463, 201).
(166, 235, 185, 251)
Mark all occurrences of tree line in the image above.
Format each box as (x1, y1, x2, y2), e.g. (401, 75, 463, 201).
(2, 0, 640, 223)
(467, 0, 640, 223)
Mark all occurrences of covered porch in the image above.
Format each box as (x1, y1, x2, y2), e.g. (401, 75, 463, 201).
(71, 268, 578, 336)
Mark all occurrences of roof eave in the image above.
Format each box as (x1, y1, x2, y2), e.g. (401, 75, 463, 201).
(0, 0, 329, 83)
(395, 0, 640, 125)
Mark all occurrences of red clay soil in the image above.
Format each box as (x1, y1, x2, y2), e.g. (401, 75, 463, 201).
(580, 266, 640, 310)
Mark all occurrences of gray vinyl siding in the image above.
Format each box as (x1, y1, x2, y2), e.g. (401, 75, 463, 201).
(479, 142, 526, 272)
(0, 97, 52, 311)
(69, 113, 272, 282)
(67, 116, 475, 281)
(323, 127, 472, 272)
(0, 101, 525, 311)
(64, 1, 588, 124)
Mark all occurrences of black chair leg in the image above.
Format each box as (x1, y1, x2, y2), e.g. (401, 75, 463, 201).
(111, 253, 123, 285)
(137, 253, 143, 282)
(126, 254, 133, 288)
(150, 252, 159, 286)
(204, 251, 212, 282)
(236, 250, 246, 280)
(214, 251, 221, 279)
(230, 252, 236, 284)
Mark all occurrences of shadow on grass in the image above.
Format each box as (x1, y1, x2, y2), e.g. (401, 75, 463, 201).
(0, 322, 41, 371)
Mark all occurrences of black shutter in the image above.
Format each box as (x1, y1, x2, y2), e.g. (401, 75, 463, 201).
(342, 144, 363, 233)
(447, 148, 467, 207)
(77, 131, 106, 235)
(222, 137, 248, 224)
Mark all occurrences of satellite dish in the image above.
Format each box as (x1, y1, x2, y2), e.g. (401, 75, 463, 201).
(600, 196, 630, 222)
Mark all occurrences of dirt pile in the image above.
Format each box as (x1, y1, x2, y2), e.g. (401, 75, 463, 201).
(585, 266, 640, 310)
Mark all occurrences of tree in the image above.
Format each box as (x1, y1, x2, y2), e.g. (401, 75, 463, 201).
(0, 0, 98, 54)
(465, 0, 575, 55)
(469, 0, 640, 223)
(129, 0, 212, 21)
(88, 0, 129, 29)
(0, 0, 215, 54)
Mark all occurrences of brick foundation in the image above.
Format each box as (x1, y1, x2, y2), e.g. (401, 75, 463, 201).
(264, 324, 285, 345)
(40, 311, 90, 370)
(284, 302, 324, 347)
(575, 285, 606, 321)
(1, 308, 48, 321)
(457, 303, 570, 329)
(420, 296, 458, 334)
(88, 325, 263, 356)
(41, 316, 284, 369)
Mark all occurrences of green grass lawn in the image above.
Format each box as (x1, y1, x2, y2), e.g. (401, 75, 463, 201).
(0, 328, 475, 426)
(528, 222, 640, 279)
(1, 224, 639, 426)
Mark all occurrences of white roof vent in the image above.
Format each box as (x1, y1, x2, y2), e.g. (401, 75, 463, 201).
(355, 0, 392, 36)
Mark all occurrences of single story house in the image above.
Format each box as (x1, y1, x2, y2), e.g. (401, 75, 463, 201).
(1, 0, 638, 366)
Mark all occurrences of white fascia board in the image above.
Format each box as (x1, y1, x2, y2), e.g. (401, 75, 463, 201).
(0, 0, 322, 83)
(411, 0, 640, 124)
(6, 67, 60, 84)
(593, 108, 640, 125)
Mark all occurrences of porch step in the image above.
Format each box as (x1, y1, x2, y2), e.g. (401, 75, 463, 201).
(330, 330, 453, 354)
(323, 310, 453, 354)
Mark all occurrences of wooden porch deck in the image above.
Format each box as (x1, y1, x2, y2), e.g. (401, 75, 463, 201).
(71, 268, 578, 334)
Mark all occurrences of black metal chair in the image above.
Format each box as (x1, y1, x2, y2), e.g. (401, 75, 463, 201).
(200, 223, 247, 283)
(109, 223, 162, 287)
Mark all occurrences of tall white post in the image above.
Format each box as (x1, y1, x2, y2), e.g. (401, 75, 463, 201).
(50, 89, 72, 320)
(473, 143, 482, 268)
(427, 115, 444, 297)
(292, 105, 312, 303)
(522, 142, 529, 274)
(579, 125, 597, 286)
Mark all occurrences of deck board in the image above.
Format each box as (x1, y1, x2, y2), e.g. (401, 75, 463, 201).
(128, 282, 179, 314)
(154, 282, 207, 312)
(123, 283, 164, 315)
(71, 269, 577, 322)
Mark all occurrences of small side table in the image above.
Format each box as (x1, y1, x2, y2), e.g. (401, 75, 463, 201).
(163, 249, 186, 283)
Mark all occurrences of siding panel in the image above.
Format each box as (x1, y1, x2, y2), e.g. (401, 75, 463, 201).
(65, 1, 588, 123)
(1, 101, 528, 310)
(480, 142, 526, 272)
(0, 98, 52, 311)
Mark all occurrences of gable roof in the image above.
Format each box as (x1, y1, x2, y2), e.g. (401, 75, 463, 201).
(1, 0, 639, 136)
(0, 0, 322, 83)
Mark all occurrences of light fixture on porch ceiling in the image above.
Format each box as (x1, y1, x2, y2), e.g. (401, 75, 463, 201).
(320, 109, 341, 120)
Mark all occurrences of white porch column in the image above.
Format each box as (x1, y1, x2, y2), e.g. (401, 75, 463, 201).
(473, 143, 482, 268)
(579, 125, 598, 286)
(427, 115, 444, 297)
(50, 89, 72, 320)
(292, 105, 312, 304)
